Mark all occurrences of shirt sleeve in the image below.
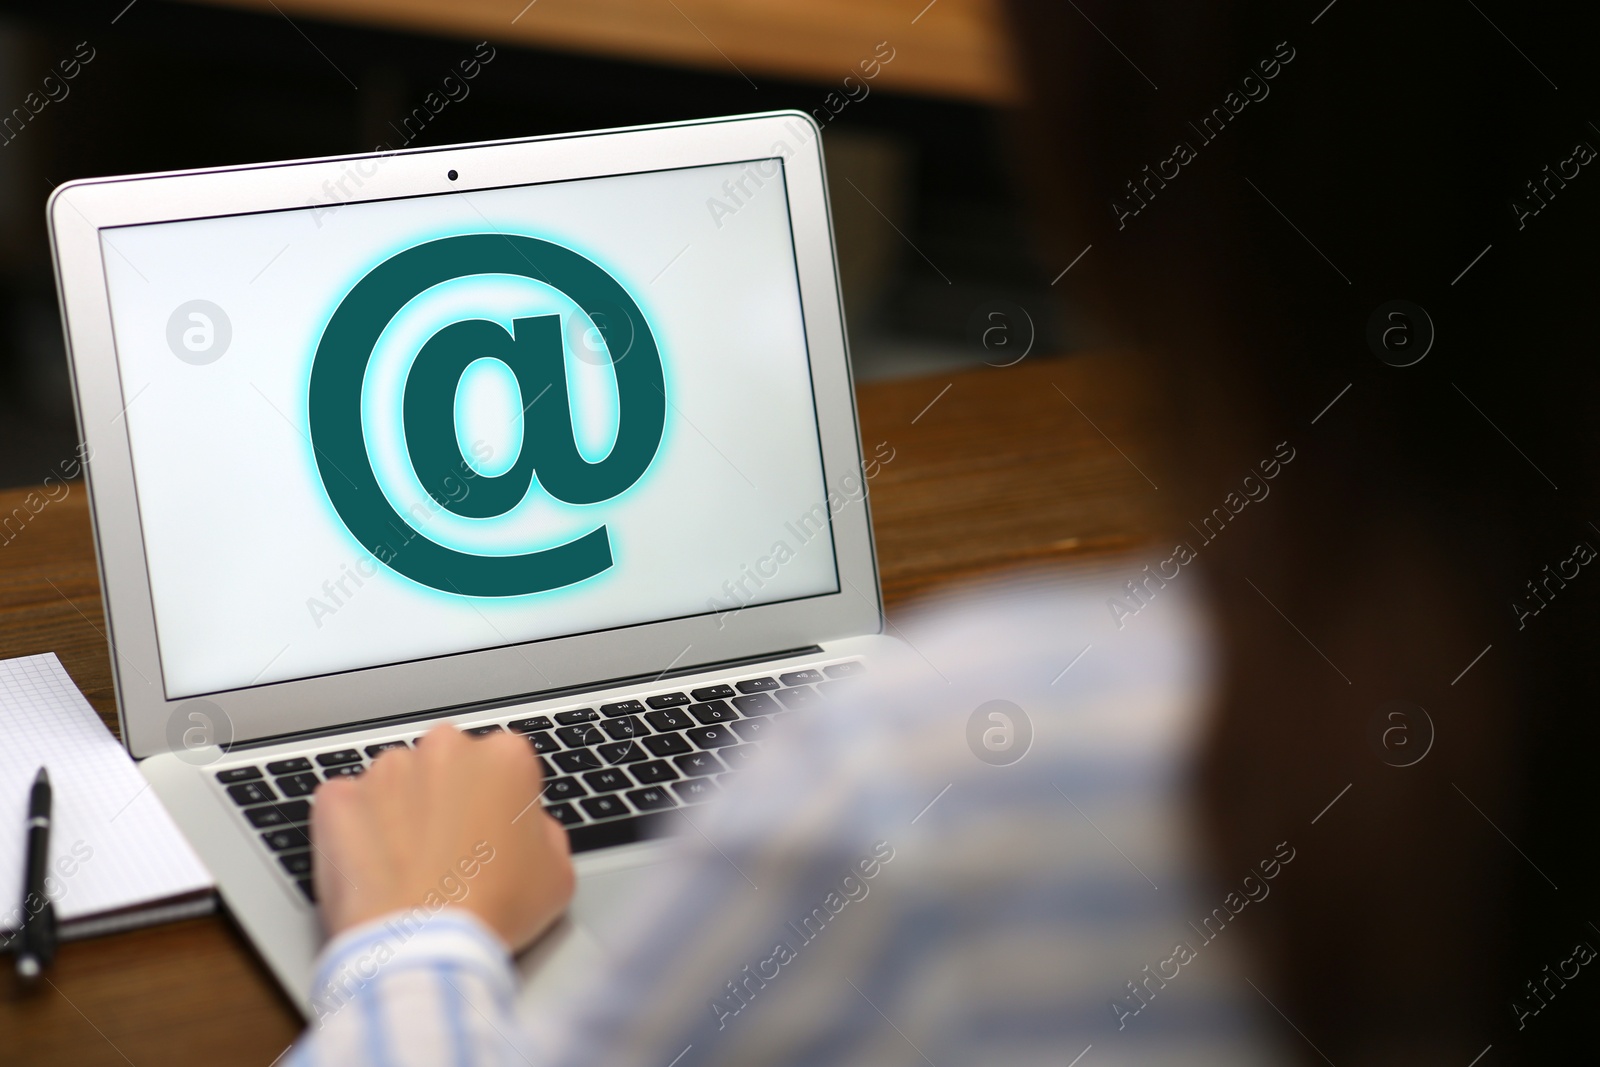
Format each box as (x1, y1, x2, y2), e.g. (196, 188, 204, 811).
(516, 581, 1284, 1067)
(290, 580, 1281, 1067)
(287, 907, 530, 1067)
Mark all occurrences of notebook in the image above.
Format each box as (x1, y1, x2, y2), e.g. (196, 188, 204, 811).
(0, 653, 214, 944)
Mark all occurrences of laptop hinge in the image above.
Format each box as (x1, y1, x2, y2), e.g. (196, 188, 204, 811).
(222, 644, 825, 753)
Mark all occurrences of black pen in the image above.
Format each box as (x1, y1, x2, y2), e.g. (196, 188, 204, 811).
(15, 766, 55, 982)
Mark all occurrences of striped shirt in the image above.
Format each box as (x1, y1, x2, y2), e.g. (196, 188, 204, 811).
(290, 573, 1290, 1066)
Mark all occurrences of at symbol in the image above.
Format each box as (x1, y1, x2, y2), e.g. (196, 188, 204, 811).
(404, 315, 644, 517)
(309, 234, 664, 597)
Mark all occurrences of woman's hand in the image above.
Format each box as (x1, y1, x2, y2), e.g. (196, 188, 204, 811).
(310, 722, 575, 951)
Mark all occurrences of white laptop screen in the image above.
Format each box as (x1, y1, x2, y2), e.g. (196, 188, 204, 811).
(98, 159, 841, 700)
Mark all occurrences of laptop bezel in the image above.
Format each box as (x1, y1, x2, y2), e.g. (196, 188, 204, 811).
(48, 110, 883, 759)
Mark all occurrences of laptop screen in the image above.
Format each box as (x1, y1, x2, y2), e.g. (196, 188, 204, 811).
(98, 158, 841, 700)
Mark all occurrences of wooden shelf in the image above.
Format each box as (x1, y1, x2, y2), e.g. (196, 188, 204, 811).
(180, 0, 1021, 104)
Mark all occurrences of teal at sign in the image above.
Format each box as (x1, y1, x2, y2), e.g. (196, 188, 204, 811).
(309, 234, 664, 596)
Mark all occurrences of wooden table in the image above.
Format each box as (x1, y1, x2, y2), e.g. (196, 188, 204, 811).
(0, 353, 1161, 1065)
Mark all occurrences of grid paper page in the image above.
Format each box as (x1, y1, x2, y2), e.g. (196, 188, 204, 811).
(0, 653, 213, 933)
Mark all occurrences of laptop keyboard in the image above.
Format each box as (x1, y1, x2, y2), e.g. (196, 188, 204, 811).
(212, 661, 866, 905)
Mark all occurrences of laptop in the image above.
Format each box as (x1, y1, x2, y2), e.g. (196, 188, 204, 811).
(46, 110, 897, 1017)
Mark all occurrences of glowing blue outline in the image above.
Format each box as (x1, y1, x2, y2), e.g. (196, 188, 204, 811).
(299, 220, 674, 607)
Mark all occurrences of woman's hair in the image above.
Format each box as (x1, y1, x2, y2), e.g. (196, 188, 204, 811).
(1004, 1, 1600, 1060)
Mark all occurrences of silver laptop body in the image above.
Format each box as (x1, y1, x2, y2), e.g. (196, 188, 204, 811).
(47, 111, 896, 1015)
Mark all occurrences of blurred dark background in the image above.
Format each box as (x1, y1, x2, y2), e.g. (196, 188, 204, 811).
(1006, 0, 1600, 1063)
(0, 0, 1068, 488)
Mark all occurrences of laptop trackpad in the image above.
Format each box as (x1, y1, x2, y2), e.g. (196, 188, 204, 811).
(514, 843, 687, 1021)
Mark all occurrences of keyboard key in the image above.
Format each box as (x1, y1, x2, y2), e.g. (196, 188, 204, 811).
(261, 826, 310, 851)
(582, 768, 632, 793)
(365, 741, 408, 758)
(688, 700, 738, 725)
(276, 773, 319, 797)
(580, 795, 628, 820)
(644, 708, 693, 732)
(215, 766, 262, 784)
(717, 772, 742, 789)
(598, 741, 648, 764)
(627, 786, 677, 811)
(779, 669, 825, 686)
(686, 724, 737, 749)
(641, 733, 693, 757)
(542, 777, 586, 801)
(730, 718, 772, 743)
(315, 749, 362, 767)
(690, 684, 736, 701)
(555, 725, 605, 748)
(508, 715, 555, 732)
(544, 802, 584, 826)
(775, 685, 820, 709)
(278, 851, 314, 876)
(601, 716, 647, 740)
(245, 800, 310, 828)
(537, 755, 553, 778)
(721, 744, 763, 770)
(525, 731, 560, 754)
(324, 764, 364, 780)
(244, 807, 292, 830)
(226, 781, 276, 806)
(673, 751, 725, 777)
(552, 709, 598, 726)
(732, 693, 780, 717)
(735, 677, 780, 693)
(552, 749, 603, 774)
(465, 724, 503, 737)
(599, 700, 645, 718)
(296, 878, 317, 902)
(672, 778, 719, 804)
(265, 758, 313, 775)
(646, 692, 690, 709)
(824, 661, 865, 678)
(631, 759, 679, 784)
